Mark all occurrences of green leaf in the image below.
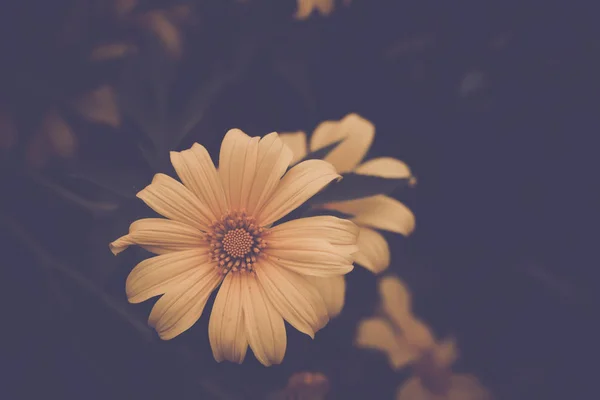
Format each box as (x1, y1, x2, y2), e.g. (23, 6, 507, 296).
(308, 173, 412, 204)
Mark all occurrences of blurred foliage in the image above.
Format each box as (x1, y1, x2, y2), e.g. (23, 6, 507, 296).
(1, 0, 598, 399)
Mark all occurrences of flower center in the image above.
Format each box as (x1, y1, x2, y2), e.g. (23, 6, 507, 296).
(207, 211, 267, 274)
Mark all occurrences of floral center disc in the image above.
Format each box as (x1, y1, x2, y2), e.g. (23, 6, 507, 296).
(207, 211, 267, 274)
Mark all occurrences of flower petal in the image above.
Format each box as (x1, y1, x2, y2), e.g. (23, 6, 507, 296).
(170, 143, 227, 220)
(257, 159, 340, 226)
(380, 275, 413, 331)
(218, 128, 259, 211)
(354, 227, 390, 274)
(433, 338, 459, 368)
(209, 273, 248, 364)
(241, 272, 286, 366)
(354, 157, 411, 179)
(255, 259, 329, 338)
(279, 131, 308, 165)
(305, 275, 346, 317)
(109, 218, 206, 255)
(309, 113, 375, 173)
(126, 249, 211, 303)
(265, 239, 354, 277)
(355, 317, 417, 370)
(323, 195, 415, 236)
(148, 264, 222, 340)
(268, 216, 359, 255)
(246, 132, 293, 215)
(137, 173, 214, 231)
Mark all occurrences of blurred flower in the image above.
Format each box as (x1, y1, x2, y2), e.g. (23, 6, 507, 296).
(271, 371, 330, 400)
(280, 114, 415, 276)
(110, 130, 358, 366)
(356, 276, 493, 400)
(295, 0, 351, 19)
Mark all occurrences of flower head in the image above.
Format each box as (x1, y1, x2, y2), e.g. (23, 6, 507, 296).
(355, 276, 492, 400)
(280, 113, 416, 276)
(110, 129, 359, 366)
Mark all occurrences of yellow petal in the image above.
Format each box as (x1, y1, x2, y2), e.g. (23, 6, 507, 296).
(265, 239, 354, 277)
(355, 317, 416, 370)
(148, 264, 222, 340)
(354, 227, 390, 274)
(295, 0, 316, 19)
(305, 275, 346, 317)
(379, 276, 413, 330)
(354, 157, 411, 179)
(323, 195, 415, 236)
(218, 129, 260, 211)
(137, 174, 214, 231)
(255, 259, 329, 338)
(268, 216, 359, 252)
(170, 143, 227, 220)
(279, 131, 308, 165)
(109, 218, 206, 255)
(209, 273, 248, 364)
(126, 249, 211, 303)
(402, 318, 436, 351)
(241, 272, 286, 366)
(257, 159, 340, 226)
(246, 132, 293, 215)
(309, 113, 375, 173)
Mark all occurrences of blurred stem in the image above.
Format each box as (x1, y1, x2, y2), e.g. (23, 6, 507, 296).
(0, 212, 155, 343)
(26, 170, 119, 215)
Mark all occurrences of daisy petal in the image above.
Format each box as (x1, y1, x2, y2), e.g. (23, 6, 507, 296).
(218, 128, 259, 211)
(257, 159, 340, 226)
(126, 249, 211, 303)
(246, 132, 293, 215)
(137, 173, 214, 231)
(268, 216, 359, 254)
(209, 273, 248, 364)
(323, 195, 415, 236)
(109, 218, 206, 255)
(309, 113, 375, 173)
(434, 338, 459, 368)
(255, 259, 329, 338)
(170, 143, 227, 219)
(354, 227, 390, 273)
(242, 272, 286, 366)
(354, 157, 411, 179)
(355, 317, 417, 370)
(305, 275, 346, 317)
(279, 131, 308, 165)
(148, 264, 222, 340)
(266, 239, 354, 277)
(380, 275, 413, 330)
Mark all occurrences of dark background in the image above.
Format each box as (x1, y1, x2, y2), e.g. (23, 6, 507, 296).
(1, 0, 597, 399)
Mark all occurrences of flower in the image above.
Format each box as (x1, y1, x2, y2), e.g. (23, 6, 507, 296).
(280, 113, 416, 276)
(110, 129, 359, 366)
(355, 276, 493, 400)
(295, 0, 335, 19)
(295, 0, 351, 19)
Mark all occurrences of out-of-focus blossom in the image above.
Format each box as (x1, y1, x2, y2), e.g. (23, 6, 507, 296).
(71, 85, 121, 128)
(110, 130, 359, 366)
(280, 114, 416, 276)
(275, 371, 330, 400)
(295, 0, 351, 20)
(356, 276, 493, 400)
